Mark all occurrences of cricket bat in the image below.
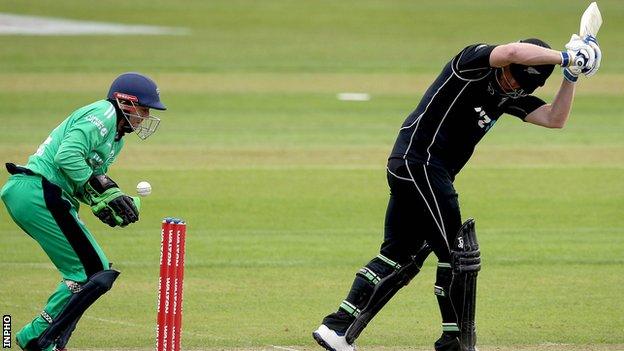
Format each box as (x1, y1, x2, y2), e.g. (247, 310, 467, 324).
(579, 2, 602, 38)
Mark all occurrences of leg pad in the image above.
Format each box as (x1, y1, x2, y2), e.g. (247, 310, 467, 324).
(35, 270, 120, 349)
(345, 243, 432, 344)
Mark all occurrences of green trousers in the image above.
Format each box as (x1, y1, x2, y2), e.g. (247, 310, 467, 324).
(1, 174, 109, 350)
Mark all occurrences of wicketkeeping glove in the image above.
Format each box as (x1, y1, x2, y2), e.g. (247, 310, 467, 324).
(82, 174, 140, 227)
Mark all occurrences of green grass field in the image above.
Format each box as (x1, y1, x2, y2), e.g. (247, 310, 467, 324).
(0, 1, 623, 350)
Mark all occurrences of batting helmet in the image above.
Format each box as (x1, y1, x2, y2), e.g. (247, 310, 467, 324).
(509, 38, 555, 94)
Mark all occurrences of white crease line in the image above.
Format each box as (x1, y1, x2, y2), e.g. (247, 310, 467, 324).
(51, 164, 624, 171)
(2, 302, 226, 341)
(81, 315, 151, 330)
(0, 228, 375, 235)
(3, 226, 621, 236)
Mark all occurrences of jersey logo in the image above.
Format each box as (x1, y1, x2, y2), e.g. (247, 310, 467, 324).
(475, 107, 495, 131)
(525, 67, 540, 75)
(487, 82, 496, 95)
(88, 153, 104, 168)
(457, 237, 465, 250)
(86, 115, 109, 137)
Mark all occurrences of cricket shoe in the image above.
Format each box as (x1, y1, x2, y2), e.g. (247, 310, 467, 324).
(312, 324, 356, 351)
(14, 336, 55, 351)
(434, 333, 478, 351)
(434, 333, 462, 351)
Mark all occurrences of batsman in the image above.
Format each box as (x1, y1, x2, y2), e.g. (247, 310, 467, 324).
(313, 34, 602, 351)
(1, 73, 166, 350)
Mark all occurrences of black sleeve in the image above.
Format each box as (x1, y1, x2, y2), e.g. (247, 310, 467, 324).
(452, 44, 497, 80)
(502, 95, 547, 121)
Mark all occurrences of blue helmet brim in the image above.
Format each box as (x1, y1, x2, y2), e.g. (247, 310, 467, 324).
(148, 101, 167, 110)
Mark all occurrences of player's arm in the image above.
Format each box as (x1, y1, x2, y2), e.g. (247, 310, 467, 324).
(491, 37, 601, 74)
(489, 43, 565, 67)
(524, 80, 576, 128)
(54, 109, 139, 226)
(54, 114, 113, 186)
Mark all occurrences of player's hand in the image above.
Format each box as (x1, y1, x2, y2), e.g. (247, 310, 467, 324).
(83, 174, 140, 227)
(582, 35, 601, 77)
(563, 66, 581, 82)
(562, 34, 595, 70)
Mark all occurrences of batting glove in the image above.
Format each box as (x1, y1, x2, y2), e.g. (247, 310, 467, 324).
(582, 35, 601, 77)
(563, 66, 581, 82)
(561, 34, 597, 82)
(561, 34, 595, 69)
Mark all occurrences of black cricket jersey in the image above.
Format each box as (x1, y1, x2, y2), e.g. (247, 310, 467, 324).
(389, 44, 547, 176)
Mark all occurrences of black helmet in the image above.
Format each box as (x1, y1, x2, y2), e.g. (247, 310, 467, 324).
(509, 38, 555, 94)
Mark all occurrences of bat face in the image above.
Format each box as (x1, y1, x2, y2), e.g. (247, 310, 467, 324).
(580, 2, 603, 37)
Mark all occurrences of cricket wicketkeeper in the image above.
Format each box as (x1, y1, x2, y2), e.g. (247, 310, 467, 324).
(1, 73, 166, 350)
(313, 35, 601, 351)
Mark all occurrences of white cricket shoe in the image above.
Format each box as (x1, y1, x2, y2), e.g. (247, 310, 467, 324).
(312, 324, 356, 351)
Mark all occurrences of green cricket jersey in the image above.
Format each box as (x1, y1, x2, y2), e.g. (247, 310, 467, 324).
(26, 100, 124, 200)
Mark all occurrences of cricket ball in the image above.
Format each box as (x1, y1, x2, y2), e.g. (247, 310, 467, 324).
(136, 181, 152, 197)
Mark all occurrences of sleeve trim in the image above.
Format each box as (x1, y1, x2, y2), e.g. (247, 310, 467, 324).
(451, 58, 493, 82)
(507, 105, 528, 116)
